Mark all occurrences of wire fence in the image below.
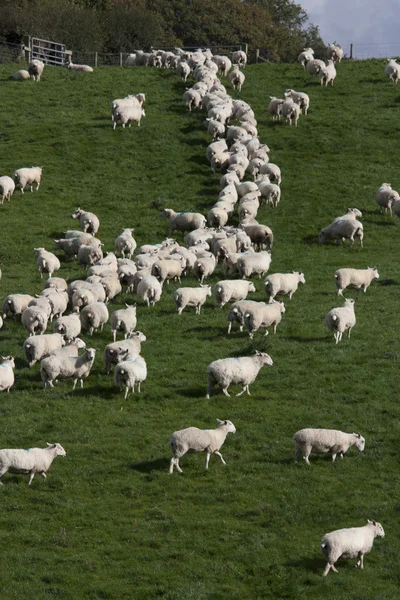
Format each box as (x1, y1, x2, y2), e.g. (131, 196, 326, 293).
(0, 40, 25, 64)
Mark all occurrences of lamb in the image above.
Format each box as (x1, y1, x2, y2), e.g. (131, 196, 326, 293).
(244, 300, 285, 338)
(67, 61, 93, 72)
(385, 59, 400, 84)
(80, 302, 109, 335)
(110, 305, 137, 341)
(53, 313, 81, 342)
(13, 167, 42, 193)
(114, 356, 147, 398)
(34, 248, 60, 279)
(327, 43, 344, 63)
(376, 183, 400, 215)
(12, 70, 30, 81)
(0, 443, 66, 485)
(281, 98, 301, 127)
(214, 280, 256, 308)
(206, 351, 273, 398)
(173, 285, 211, 314)
(297, 47, 314, 69)
(161, 209, 206, 234)
(267, 97, 284, 121)
(28, 59, 44, 81)
(21, 305, 49, 336)
(113, 105, 145, 129)
(318, 219, 363, 247)
(104, 331, 146, 375)
(40, 347, 97, 389)
(71, 208, 100, 235)
(264, 272, 306, 302)
(136, 275, 162, 307)
(192, 256, 216, 283)
(228, 66, 245, 92)
(169, 419, 236, 473)
(0, 176, 15, 203)
(319, 60, 337, 87)
(321, 520, 385, 576)
(0, 356, 15, 392)
(325, 298, 356, 343)
(115, 228, 137, 258)
(151, 258, 185, 286)
(2, 294, 34, 318)
(284, 89, 310, 115)
(294, 428, 365, 465)
(334, 267, 379, 296)
(23, 333, 65, 367)
(237, 251, 271, 279)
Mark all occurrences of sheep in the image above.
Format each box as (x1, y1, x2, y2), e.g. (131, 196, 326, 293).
(21, 305, 49, 336)
(40, 289, 69, 320)
(12, 69, 30, 81)
(110, 305, 137, 341)
(67, 61, 93, 72)
(3, 294, 34, 319)
(297, 47, 314, 69)
(319, 218, 363, 248)
(0, 443, 66, 485)
(72, 288, 96, 313)
(192, 256, 216, 283)
(173, 285, 211, 314)
(306, 59, 325, 76)
(325, 298, 356, 343)
(136, 275, 162, 307)
(334, 267, 379, 296)
(53, 238, 80, 259)
(23, 333, 65, 367)
(49, 338, 86, 359)
(205, 118, 226, 141)
(244, 300, 285, 338)
(113, 105, 145, 129)
(281, 98, 301, 127)
(333, 207, 363, 221)
(327, 43, 344, 63)
(161, 209, 206, 234)
(34, 248, 60, 279)
(228, 66, 245, 92)
(257, 180, 281, 208)
(28, 296, 52, 320)
(182, 88, 202, 111)
(114, 356, 147, 398)
(169, 419, 236, 473)
(240, 223, 274, 251)
(115, 228, 137, 258)
(13, 167, 42, 193)
(28, 59, 44, 81)
(237, 251, 271, 279)
(71, 208, 100, 235)
(44, 277, 68, 293)
(207, 206, 229, 229)
(80, 302, 109, 335)
(284, 89, 310, 115)
(104, 331, 146, 375)
(40, 347, 97, 389)
(264, 272, 306, 302)
(294, 428, 365, 465)
(385, 58, 400, 84)
(206, 351, 273, 398)
(376, 183, 400, 215)
(78, 244, 103, 267)
(319, 60, 337, 86)
(231, 50, 247, 68)
(0, 175, 15, 203)
(0, 356, 15, 392)
(259, 163, 281, 185)
(177, 60, 191, 81)
(53, 313, 81, 342)
(267, 97, 284, 121)
(214, 280, 256, 308)
(111, 93, 146, 122)
(151, 258, 185, 286)
(321, 521, 385, 576)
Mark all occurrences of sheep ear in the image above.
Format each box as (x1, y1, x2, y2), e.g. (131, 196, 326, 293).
(367, 519, 372, 524)
(47, 442, 54, 447)
(216, 418, 224, 424)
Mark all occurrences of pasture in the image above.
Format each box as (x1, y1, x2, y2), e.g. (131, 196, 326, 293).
(0, 58, 399, 599)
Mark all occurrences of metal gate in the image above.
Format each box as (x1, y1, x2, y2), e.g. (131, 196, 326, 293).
(28, 37, 67, 66)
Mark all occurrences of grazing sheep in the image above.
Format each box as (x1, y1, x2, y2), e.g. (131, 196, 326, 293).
(114, 356, 147, 398)
(267, 96, 284, 121)
(23, 333, 65, 367)
(385, 59, 400, 84)
(34, 248, 60, 279)
(71, 208, 100, 235)
(206, 351, 273, 398)
(214, 280, 256, 308)
(104, 331, 146, 375)
(257, 180, 281, 208)
(21, 305, 49, 336)
(321, 521, 385, 576)
(319, 60, 337, 86)
(0, 356, 15, 392)
(169, 419, 236, 473)
(284, 89, 310, 115)
(294, 428, 365, 465)
(115, 228, 137, 259)
(237, 251, 271, 279)
(53, 313, 81, 342)
(376, 183, 400, 215)
(110, 305, 137, 341)
(161, 209, 206, 234)
(28, 59, 44, 81)
(67, 61, 93, 72)
(136, 275, 162, 307)
(334, 267, 379, 295)
(327, 43, 344, 63)
(113, 105, 145, 129)
(318, 219, 364, 247)
(325, 298, 356, 343)
(0, 175, 15, 203)
(13, 167, 42, 193)
(80, 302, 109, 335)
(12, 69, 30, 81)
(3, 294, 34, 319)
(244, 300, 285, 338)
(173, 285, 211, 314)
(297, 47, 314, 69)
(264, 272, 306, 302)
(0, 443, 66, 485)
(40, 348, 97, 389)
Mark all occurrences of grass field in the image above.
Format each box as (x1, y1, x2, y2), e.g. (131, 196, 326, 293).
(0, 58, 399, 599)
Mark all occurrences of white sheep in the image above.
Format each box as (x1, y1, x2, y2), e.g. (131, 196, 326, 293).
(78, 244, 103, 267)
(44, 277, 68, 292)
(319, 59, 337, 86)
(104, 331, 146, 375)
(177, 60, 191, 81)
(173, 285, 211, 314)
(231, 50, 247, 67)
(244, 300, 285, 338)
(182, 88, 202, 111)
(327, 43, 344, 63)
(111, 93, 146, 122)
(264, 272, 305, 302)
(136, 275, 162, 307)
(13, 167, 42, 193)
(333, 207, 363, 221)
(294, 428, 365, 465)
(376, 183, 400, 215)
(240, 223, 274, 251)
(192, 255, 216, 283)
(2, 294, 34, 318)
(267, 96, 284, 121)
(161, 209, 206, 234)
(113, 105, 145, 129)
(72, 288, 96, 313)
(214, 280, 256, 308)
(0, 443, 66, 485)
(115, 228, 137, 258)
(67, 61, 93, 72)
(321, 521, 385, 576)
(306, 59, 325, 76)
(281, 98, 301, 126)
(110, 305, 137, 341)
(71, 208, 100, 235)
(259, 163, 281, 185)
(237, 251, 271, 279)
(0, 175, 15, 203)
(284, 89, 310, 115)
(335, 267, 379, 296)
(206, 351, 273, 398)
(40, 348, 97, 389)
(385, 59, 400, 84)
(318, 219, 363, 247)
(228, 66, 245, 92)
(169, 419, 236, 473)
(151, 258, 185, 286)
(114, 356, 147, 398)
(40, 288, 69, 320)
(297, 47, 314, 69)
(325, 298, 356, 343)
(34, 248, 60, 279)
(53, 313, 81, 342)
(0, 356, 15, 392)
(21, 305, 49, 336)
(12, 69, 30, 81)
(80, 302, 109, 335)
(28, 59, 44, 81)
(23, 333, 65, 367)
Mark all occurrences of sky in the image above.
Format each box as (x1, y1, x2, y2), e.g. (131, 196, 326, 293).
(300, 0, 400, 59)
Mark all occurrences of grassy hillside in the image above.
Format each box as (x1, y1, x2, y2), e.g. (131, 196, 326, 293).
(0, 59, 399, 600)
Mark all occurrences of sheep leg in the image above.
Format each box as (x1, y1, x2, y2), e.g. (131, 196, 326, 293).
(41, 472, 47, 479)
(322, 563, 333, 576)
(169, 458, 175, 474)
(112, 330, 117, 342)
(222, 387, 230, 397)
(236, 386, 246, 397)
(331, 453, 337, 462)
(80, 379, 83, 388)
(28, 471, 35, 485)
(355, 553, 364, 569)
(304, 454, 311, 466)
(73, 379, 78, 390)
(124, 386, 129, 400)
(205, 452, 211, 469)
(214, 451, 226, 465)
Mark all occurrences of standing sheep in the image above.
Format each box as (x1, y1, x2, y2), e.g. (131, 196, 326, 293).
(3, 294, 34, 319)
(325, 298, 356, 343)
(80, 302, 109, 335)
(113, 106, 146, 129)
(136, 275, 162, 307)
(114, 356, 147, 398)
(0, 356, 15, 392)
(110, 305, 137, 341)
(0, 176, 15, 203)
(237, 251, 271, 279)
(23, 333, 65, 367)
(71, 208, 100, 235)
(294, 428, 365, 465)
(0, 443, 66, 485)
(114, 228, 137, 259)
(244, 300, 285, 338)
(13, 167, 42, 193)
(376, 183, 399, 215)
(264, 272, 306, 302)
(173, 286, 211, 314)
(228, 66, 245, 92)
(318, 218, 363, 247)
(28, 59, 44, 81)
(53, 313, 81, 342)
(385, 59, 400, 84)
(104, 331, 146, 375)
(206, 351, 273, 398)
(160, 209, 206, 234)
(214, 280, 256, 308)
(34, 248, 61, 279)
(334, 268, 379, 296)
(40, 348, 97, 389)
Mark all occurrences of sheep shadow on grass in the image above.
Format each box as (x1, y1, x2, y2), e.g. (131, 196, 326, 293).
(282, 556, 326, 574)
(130, 458, 170, 473)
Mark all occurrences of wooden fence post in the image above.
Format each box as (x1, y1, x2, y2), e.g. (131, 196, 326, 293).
(244, 43, 248, 56)
(350, 43, 353, 59)
(255, 49, 259, 64)
(94, 52, 98, 68)
(120, 52, 123, 67)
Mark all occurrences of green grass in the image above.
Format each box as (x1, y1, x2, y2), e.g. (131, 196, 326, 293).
(0, 58, 399, 599)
